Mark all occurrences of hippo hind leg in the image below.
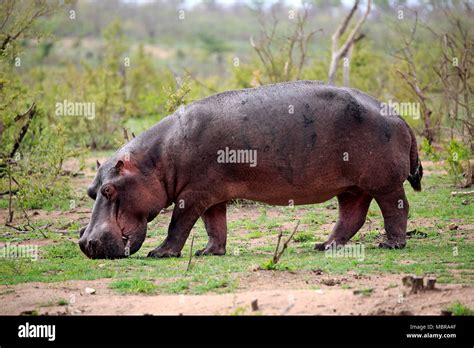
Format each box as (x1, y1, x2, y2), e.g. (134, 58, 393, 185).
(196, 201, 227, 256)
(315, 190, 372, 251)
(372, 186, 408, 249)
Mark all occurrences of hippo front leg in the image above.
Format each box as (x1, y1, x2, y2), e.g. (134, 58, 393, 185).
(196, 201, 227, 256)
(148, 203, 203, 258)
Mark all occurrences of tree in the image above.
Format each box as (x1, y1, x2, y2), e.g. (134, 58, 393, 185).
(430, 6, 473, 150)
(0, 1, 81, 225)
(249, 4, 322, 83)
(328, 0, 371, 85)
(392, 10, 437, 144)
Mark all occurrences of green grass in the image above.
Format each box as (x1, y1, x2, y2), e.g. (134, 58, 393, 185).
(38, 298, 69, 307)
(353, 288, 374, 296)
(0, 196, 72, 211)
(110, 278, 158, 294)
(0, 170, 473, 294)
(293, 231, 315, 243)
(259, 259, 292, 271)
(446, 302, 474, 316)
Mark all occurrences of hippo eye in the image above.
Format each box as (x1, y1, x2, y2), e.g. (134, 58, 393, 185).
(101, 184, 115, 200)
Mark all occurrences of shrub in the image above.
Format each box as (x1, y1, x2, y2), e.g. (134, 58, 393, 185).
(444, 140, 472, 186)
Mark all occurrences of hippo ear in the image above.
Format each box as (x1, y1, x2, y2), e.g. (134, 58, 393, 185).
(96, 160, 101, 170)
(115, 159, 136, 175)
(115, 160, 124, 173)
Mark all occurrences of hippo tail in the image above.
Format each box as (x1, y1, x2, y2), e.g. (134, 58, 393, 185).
(406, 125, 423, 191)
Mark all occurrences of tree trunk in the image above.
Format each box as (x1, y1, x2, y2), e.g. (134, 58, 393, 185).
(342, 44, 354, 87)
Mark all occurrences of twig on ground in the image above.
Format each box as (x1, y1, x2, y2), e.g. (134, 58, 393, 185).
(451, 191, 474, 196)
(5, 223, 29, 232)
(272, 220, 300, 265)
(186, 234, 195, 273)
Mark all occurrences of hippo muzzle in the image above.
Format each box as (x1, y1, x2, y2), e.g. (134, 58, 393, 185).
(79, 223, 147, 259)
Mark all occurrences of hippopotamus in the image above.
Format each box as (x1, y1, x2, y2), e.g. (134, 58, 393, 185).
(79, 80, 422, 259)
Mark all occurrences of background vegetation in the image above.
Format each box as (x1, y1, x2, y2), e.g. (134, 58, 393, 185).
(0, 0, 472, 231)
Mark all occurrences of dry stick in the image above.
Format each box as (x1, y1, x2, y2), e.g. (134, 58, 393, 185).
(5, 223, 28, 232)
(272, 231, 283, 264)
(273, 220, 300, 265)
(451, 191, 474, 196)
(123, 127, 130, 142)
(186, 235, 195, 273)
(7, 160, 13, 223)
(328, 0, 371, 84)
(9, 103, 36, 159)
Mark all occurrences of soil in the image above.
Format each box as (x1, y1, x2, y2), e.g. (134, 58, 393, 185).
(0, 273, 472, 315)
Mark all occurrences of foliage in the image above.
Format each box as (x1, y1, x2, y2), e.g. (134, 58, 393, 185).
(11, 124, 84, 210)
(444, 140, 472, 186)
(165, 77, 192, 114)
(0, 1, 82, 220)
(246, 5, 322, 84)
(420, 138, 440, 162)
(259, 259, 291, 271)
(126, 44, 176, 118)
(446, 302, 474, 316)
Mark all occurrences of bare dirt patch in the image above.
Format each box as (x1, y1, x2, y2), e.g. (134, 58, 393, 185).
(1, 273, 472, 316)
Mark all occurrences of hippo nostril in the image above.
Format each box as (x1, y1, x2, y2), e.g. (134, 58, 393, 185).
(86, 239, 98, 252)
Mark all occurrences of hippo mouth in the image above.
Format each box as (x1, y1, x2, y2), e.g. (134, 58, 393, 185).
(122, 235, 131, 256)
(79, 223, 147, 259)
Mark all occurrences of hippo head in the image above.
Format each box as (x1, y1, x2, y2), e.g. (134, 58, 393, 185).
(79, 155, 167, 259)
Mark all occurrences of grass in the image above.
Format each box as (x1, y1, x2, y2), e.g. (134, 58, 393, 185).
(294, 231, 315, 243)
(110, 278, 158, 294)
(108, 275, 236, 295)
(259, 259, 292, 271)
(446, 302, 474, 316)
(0, 168, 473, 294)
(353, 288, 374, 296)
(38, 298, 69, 307)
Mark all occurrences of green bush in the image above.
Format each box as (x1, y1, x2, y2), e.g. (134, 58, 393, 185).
(444, 140, 472, 186)
(420, 138, 440, 162)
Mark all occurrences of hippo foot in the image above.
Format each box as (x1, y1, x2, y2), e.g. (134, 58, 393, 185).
(314, 241, 345, 251)
(147, 248, 181, 258)
(314, 242, 329, 251)
(195, 246, 226, 256)
(378, 241, 406, 249)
